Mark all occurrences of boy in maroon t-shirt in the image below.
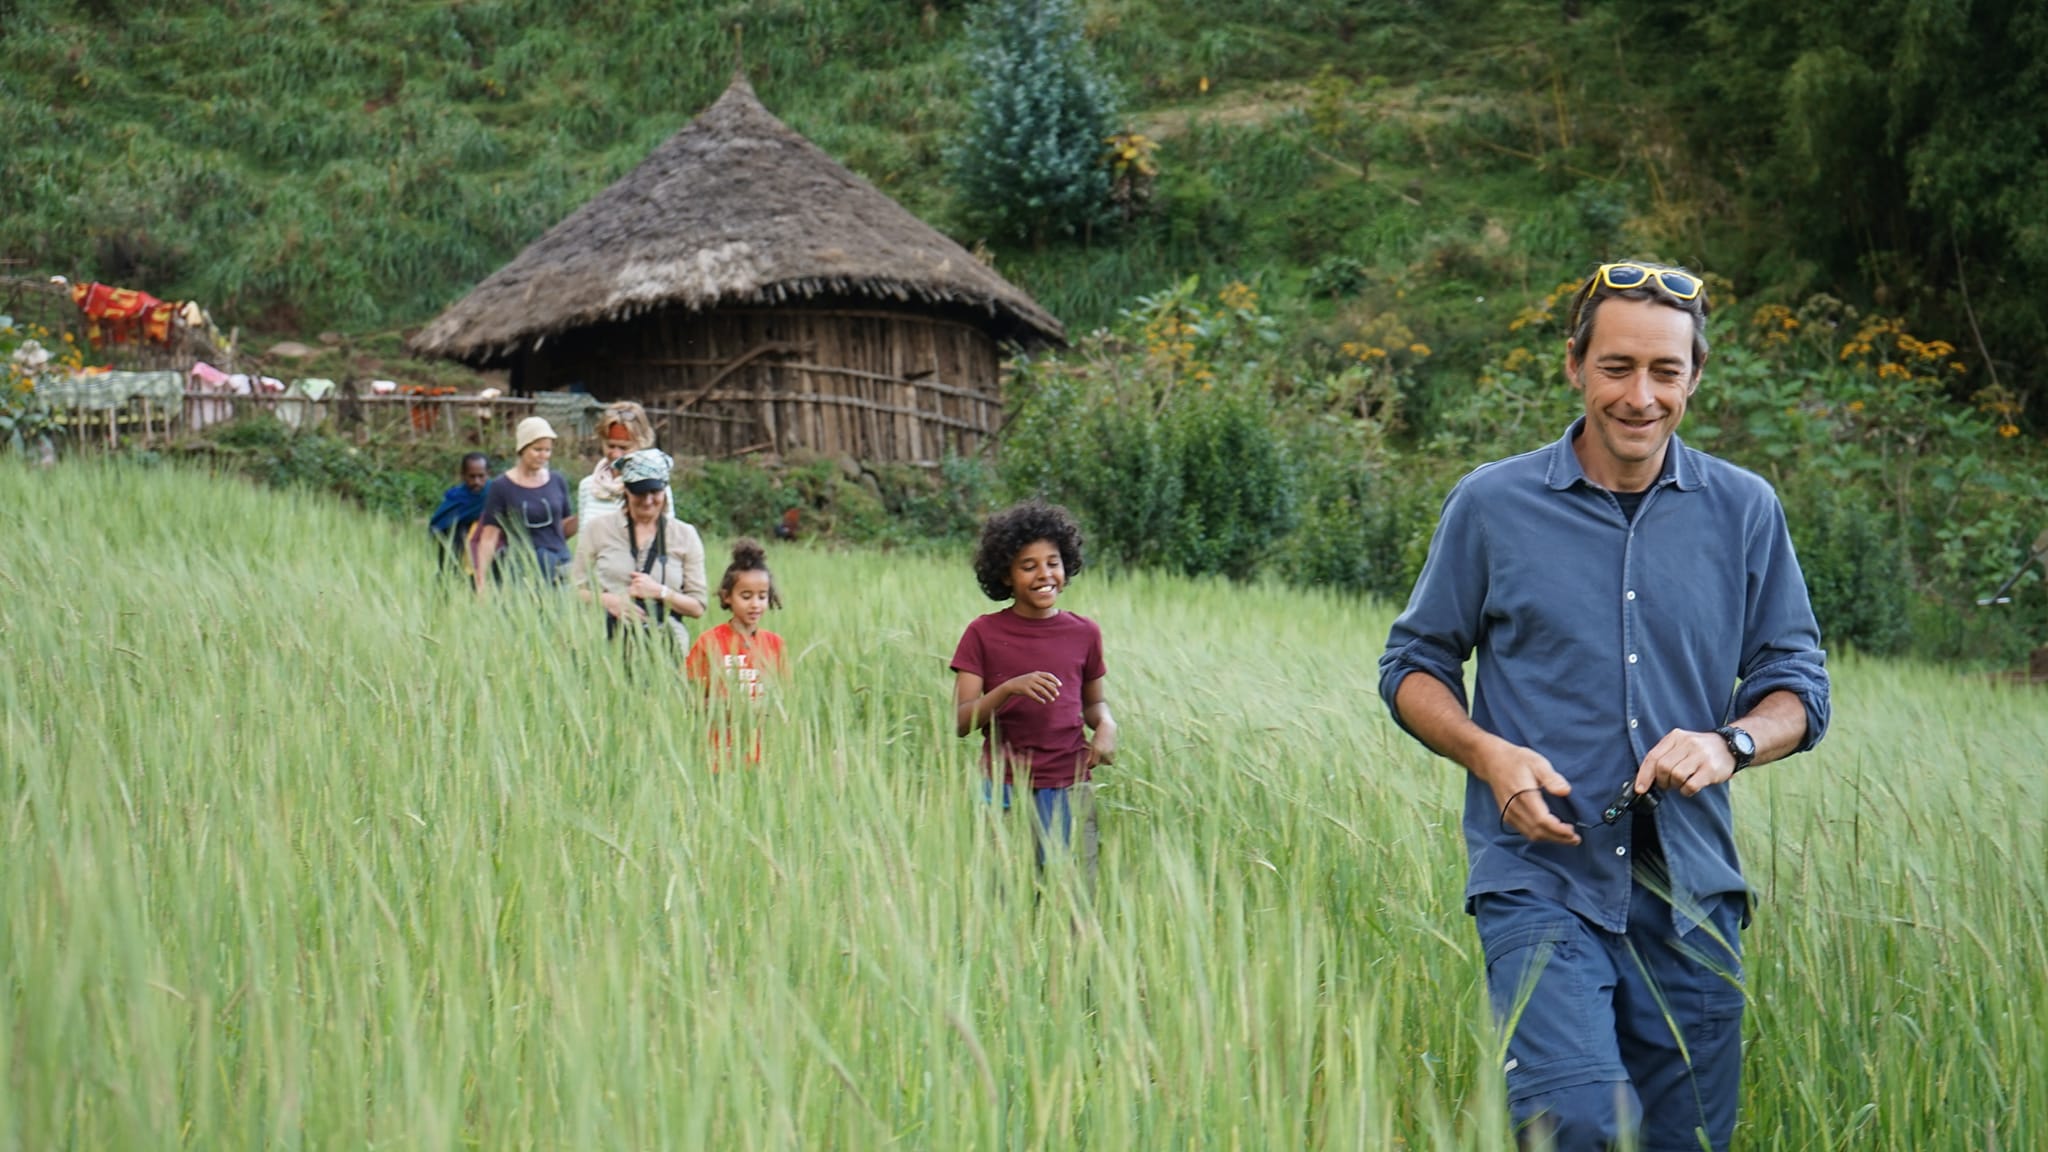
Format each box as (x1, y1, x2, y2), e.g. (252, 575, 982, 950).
(950, 501, 1117, 892)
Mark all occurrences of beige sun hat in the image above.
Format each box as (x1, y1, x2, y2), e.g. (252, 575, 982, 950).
(515, 416, 558, 453)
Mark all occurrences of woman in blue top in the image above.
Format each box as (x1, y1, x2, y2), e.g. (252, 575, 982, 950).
(472, 417, 578, 590)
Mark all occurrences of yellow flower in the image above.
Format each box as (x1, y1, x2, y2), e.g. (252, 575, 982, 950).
(1216, 281, 1257, 311)
(1409, 343, 1431, 357)
(1998, 423, 2019, 438)
(1847, 400, 1865, 413)
(1950, 361, 1967, 374)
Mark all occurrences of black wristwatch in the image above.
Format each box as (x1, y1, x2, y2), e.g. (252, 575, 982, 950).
(1716, 725, 1756, 773)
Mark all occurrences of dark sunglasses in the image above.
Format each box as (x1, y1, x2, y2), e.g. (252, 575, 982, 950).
(1499, 776, 1660, 836)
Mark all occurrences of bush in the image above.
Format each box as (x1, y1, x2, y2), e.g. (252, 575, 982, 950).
(1785, 484, 1912, 656)
(1273, 424, 1444, 601)
(1163, 383, 1291, 579)
(997, 286, 1294, 581)
(200, 419, 444, 520)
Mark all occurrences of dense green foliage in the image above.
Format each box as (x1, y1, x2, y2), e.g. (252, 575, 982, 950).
(4, 0, 2043, 663)
(998, 278, 2048, 664)
(7, 0, 2037, 414)
(176, 415, 1001, 549)
(5, 460, 2045, 1149)
(949, 0, 1118, 243)
(1607, 0, 2048, 403)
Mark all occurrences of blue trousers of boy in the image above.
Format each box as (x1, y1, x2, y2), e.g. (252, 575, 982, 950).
(1474, 877, 1746, 1151)
(981, 779, 1098, 894)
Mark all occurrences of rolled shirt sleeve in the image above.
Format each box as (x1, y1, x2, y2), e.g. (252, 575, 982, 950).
(1731, 499, 1830, 749)
(1379, 480, 1489, 732)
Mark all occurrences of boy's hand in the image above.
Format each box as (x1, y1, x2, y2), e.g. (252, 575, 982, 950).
(1001, 671, 1063, 704)
(1086, 719, 1118, 767)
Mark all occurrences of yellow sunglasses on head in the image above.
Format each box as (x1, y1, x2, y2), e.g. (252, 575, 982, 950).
(1589, 262, 1704, 301)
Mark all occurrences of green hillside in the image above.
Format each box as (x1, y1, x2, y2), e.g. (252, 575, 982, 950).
(5, 0, 2044, 664)
(7, 1, 2043, 398)
(2, 0, 1456, 330)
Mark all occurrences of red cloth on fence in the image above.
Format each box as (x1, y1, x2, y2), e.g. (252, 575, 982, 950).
(403, 385, 458, 431)
(69, 281, 179, 346)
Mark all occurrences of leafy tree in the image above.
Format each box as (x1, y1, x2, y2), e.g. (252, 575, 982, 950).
(1607, 0, 2048, 421)
(948, 0, 1118, 245)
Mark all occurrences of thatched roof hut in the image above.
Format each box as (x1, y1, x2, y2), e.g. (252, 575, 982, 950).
(410, 75, 1064, 463)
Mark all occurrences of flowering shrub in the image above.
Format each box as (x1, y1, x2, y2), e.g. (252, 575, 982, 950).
(1, 317, 73, 454)
(1001, 279, 1291, 578)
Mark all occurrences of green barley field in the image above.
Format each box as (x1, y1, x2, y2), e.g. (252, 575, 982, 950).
(2, 460, 2042, 1150)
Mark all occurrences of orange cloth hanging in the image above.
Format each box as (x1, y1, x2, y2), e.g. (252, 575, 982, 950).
(68, 281, 179, 346)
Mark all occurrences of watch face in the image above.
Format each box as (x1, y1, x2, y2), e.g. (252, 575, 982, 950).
(1732, 729, 1756, 757)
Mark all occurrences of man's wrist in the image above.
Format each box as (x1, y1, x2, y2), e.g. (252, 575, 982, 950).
(1715, 725, 1757, 773)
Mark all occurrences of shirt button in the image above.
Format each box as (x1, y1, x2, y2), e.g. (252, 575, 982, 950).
(1627, 653, 1639, 664)
(1615, 846, 1627, 856)
(1626, 590, 1637, 601)
(1629, 718, 1639, 729)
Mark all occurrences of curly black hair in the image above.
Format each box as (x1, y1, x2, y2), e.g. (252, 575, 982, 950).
(972, 500, 1086, 601)
(717, 537, 783, 610)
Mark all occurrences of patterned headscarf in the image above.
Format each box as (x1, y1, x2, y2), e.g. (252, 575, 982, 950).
(617, 448, 674, 494)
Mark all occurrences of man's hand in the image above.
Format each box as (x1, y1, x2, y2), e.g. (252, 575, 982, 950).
(1000, 671, 1063, 705)
(1482, 745, 1580, 845)
(1634, 729, 1736, 798)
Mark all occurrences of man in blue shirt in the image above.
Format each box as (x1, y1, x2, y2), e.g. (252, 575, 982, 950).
(428, 452, 491, 575)
(1379, 262, 1830, 1151)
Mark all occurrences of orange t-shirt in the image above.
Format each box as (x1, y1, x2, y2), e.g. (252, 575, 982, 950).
(685, 622, 785, 764)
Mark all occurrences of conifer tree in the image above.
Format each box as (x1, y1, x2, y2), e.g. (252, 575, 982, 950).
(949, 0, 1118, 245)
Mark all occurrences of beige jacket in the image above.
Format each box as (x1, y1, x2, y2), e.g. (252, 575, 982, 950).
(571, 509, 708, 646)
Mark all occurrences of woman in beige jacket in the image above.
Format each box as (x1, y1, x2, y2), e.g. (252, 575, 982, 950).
(570, 449, 707, 652)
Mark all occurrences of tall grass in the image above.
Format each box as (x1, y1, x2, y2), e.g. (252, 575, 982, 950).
(1, 459, 2041, 1149)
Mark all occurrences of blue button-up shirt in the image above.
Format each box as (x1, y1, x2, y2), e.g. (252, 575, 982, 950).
(1379, 419, 1831, 935)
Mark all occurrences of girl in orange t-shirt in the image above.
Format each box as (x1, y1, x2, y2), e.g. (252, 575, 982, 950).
(685, 539, 785, 764)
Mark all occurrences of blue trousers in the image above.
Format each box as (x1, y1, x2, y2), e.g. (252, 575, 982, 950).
(981, 779, 1098, 895)
(1474, 878, 1746, 1151)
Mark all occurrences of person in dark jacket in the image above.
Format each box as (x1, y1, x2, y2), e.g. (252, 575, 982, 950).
(428, 453, 490, 575)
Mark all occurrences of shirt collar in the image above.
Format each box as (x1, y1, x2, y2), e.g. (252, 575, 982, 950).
(1544, 416, 1704, 493)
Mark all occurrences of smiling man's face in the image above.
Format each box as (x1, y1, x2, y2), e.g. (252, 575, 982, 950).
(1566, 295, 1699, 492)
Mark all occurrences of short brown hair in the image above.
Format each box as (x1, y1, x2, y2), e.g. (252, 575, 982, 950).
(1565, 261, 1711, 376)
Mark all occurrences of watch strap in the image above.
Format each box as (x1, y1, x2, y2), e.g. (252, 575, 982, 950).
(1716, 725, 1755, 772)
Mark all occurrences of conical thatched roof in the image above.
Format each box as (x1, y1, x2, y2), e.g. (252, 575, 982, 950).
(410, 77, 1064, 366)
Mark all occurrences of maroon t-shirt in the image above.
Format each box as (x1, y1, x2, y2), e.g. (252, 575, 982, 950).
(950, 609, 1107, 789)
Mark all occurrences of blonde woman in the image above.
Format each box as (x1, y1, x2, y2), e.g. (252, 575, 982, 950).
(578, 401, 656, 524)
(472, 417, 577, 589)
(571, 448, 707, 652)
